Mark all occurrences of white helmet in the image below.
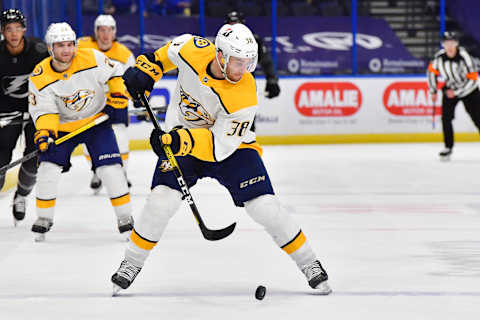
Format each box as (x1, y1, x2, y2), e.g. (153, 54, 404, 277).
(215, 23, 258, 83)
(44, 22, 76, 56)
(94, 14, 116, 36)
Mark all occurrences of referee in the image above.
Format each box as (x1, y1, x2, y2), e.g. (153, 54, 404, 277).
(427, 31, 480, 160)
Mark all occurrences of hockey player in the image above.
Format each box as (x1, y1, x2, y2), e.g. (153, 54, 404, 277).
(111, 23, 331, 294)
(0, 9, 49, 225)
(28, 22, 133, 241)
(78, 14, 135, 193)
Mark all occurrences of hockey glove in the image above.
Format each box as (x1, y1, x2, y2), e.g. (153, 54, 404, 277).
(150, 127, 194, 157)
(34, 129, 56, 153)
(123, 54, 162, 102)
(104, 93, 129, 124)
(265, 79, 280, 99)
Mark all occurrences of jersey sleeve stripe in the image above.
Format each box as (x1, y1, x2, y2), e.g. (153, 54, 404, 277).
(178, 51, 199, 75)
(209, 87, 229, 114)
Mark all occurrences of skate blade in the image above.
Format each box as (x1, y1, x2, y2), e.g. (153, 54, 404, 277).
(312, 281, 332, 295)
(34, 233, 46, 242)
(112, 284, 122, 296)
(13, 218, 18, 227)
(440, 155, 451, 162)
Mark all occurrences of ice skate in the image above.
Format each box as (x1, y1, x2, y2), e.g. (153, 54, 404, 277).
(111, 259, 142, 294)
(90, 173, 102, 194)
(302, 260, 332, 295)
(32, 217, 53, 242)
(439, 148, 452, 162)
(117, 215, 134, 234)
(12, 192, 26, 227)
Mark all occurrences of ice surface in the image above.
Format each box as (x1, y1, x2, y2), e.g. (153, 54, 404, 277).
(1, 143, 479, 319)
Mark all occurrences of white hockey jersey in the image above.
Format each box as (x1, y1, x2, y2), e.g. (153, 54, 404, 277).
(28, 48, 126, 133)
(151, 34, 260, 162)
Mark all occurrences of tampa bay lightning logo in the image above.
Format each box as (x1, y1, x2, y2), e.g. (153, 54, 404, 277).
(193, 36, 210, 48)
(178, 86, 213, 125)
(1, 74, 29, 98)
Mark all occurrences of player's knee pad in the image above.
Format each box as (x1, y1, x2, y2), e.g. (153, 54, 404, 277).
(96, 164, 129, 198)
(144, 185, 182, 222)
(134, 185, 182, 240)
(36, 162, 62, 199)
(245, 194, 300, 246)
(36, 162, 62, 218)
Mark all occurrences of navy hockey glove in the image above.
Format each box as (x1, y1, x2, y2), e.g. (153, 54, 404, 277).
(265, 79, 280, 99)
(102, 104, 128, 125)
(150, 127, 194, 157)
(34, 129, 56, 153)
(122, 66, 154, 103)
(150, 128, 166, 157)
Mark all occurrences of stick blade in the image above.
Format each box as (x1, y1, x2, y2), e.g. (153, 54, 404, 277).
(202, 222, 236, 241)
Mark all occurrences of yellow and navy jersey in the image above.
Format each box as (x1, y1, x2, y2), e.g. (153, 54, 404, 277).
(28, 48, 126, 133)
(151, 34, 259, 162)
(78, 36, 135, 71)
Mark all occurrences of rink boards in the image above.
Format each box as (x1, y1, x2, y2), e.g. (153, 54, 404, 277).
(128, 76, 480, 145)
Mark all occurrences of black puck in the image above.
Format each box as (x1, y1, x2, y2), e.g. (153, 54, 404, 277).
(255, 285, 266, 300)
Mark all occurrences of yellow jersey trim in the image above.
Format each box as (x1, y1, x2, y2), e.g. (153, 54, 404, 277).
(154, 42, 176, 73)
(30, 48, 98, 91)
(78, 36, 133, 64)
(35, 114, 60, 134)
(189, 128, 215, 162)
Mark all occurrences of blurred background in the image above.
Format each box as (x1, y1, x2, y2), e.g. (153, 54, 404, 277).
(3, 0, 479, 76)
(3, 0, 480, 144)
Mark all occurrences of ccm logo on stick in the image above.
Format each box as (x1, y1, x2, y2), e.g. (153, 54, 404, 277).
(240, 176, 266, 188)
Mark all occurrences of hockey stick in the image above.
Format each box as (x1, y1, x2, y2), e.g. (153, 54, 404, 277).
(0, 114, 109, 176)
(128, 106, 167, 115)
(138, 93, 236, 241)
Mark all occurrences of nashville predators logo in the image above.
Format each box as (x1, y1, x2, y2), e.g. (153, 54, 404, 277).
(159, 159, 173, 172)
(179, 86, 214, 125)
(32, 65, 43, 76)
(193, 37, 210, 48)
(58, 89, 95, 112)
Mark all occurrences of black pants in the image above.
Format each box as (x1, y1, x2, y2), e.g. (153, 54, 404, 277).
(441, 88, 480, 149)
(0, 119, 37, 196)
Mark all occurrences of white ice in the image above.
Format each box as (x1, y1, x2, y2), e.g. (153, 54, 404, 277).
(1, 143, 480, 320)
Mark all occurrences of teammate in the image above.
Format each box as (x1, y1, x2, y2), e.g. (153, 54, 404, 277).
(78, 14, 135, 193)
(28, 22, 133, 241)
(427, 31, 480, 161)
(0, 9, 49, 225)
(110, 23, 331, 294)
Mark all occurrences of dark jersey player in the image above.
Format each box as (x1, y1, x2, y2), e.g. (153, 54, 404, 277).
(0, 9, 49, 225)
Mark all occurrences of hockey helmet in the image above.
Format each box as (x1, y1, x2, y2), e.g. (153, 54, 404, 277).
(94, 14, 116, 35)
(1, 9, 26, 29)
(225, 11, 245, 24)
(44, 22, 77, 57)
(215, 23, 258, 83)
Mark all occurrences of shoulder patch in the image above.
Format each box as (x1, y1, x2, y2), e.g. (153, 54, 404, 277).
(32, 65, 43, 77)
(193, 37, 211, 48)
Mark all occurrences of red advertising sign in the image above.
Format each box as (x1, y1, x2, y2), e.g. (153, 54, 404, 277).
(383, 82, 442, 116)
(295, 82, 362, 117)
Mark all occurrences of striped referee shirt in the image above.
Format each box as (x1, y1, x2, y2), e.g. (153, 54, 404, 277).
(427, 46, 478, 98)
